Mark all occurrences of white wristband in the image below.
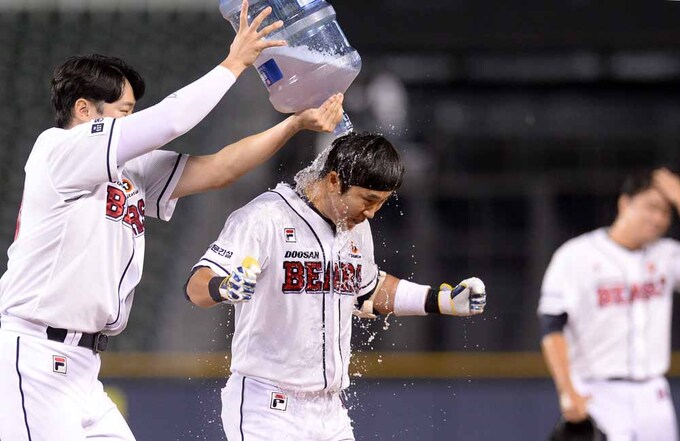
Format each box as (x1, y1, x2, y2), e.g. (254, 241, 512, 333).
(393, 279, 429, 316)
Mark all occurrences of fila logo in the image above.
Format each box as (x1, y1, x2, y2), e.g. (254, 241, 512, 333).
(270, 392, 288, 411)
(53, 355, 67, 374)
(284, 228, 296, 243)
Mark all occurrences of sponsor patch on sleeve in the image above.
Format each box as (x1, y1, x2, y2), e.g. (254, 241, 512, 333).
(89, 118, 107, 136)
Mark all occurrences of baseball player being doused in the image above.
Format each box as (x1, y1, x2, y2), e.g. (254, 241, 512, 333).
(184, 132, 488, 441)
(539, 168, 680, 441)
(0, 2, 347, 440)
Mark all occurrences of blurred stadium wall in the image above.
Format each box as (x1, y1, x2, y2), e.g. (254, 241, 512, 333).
(4, 0, 680, 439)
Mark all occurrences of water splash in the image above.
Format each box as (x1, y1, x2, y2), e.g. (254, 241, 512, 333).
(382, 312, 393, 331)
(293, 143, 334, 194)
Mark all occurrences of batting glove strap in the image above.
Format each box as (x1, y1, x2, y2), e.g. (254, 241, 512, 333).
(208, 276, 229, 304)
(426, 277, 487, 316)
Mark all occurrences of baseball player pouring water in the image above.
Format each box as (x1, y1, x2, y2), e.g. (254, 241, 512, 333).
(0, 2, 346, 440)
(185, 132, 487, 440)
(539, 168, 680, 441)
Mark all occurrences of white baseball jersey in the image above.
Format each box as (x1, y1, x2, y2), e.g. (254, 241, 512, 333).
(0, 117, 187, 334)
(538, 228, 680, 380)
(194, 183, 379, 393)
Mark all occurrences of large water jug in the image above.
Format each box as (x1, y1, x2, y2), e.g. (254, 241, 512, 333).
(219, 0, 361, 136)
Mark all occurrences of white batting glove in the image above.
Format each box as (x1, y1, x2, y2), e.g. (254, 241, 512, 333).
(437, 277, 486, 316)
(219, 257, 262, 304)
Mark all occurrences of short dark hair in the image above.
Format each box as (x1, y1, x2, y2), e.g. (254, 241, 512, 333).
(620, 169, 656, 197)
(51, 54, 145, 128)
(320, 132, 404, 193)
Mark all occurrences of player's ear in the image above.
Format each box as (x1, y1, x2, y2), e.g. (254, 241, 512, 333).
(327, 171, 342, 194)
(71, 98, 94, 126)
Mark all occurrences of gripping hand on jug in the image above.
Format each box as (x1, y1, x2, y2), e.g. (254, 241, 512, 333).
(222, 0, 287, 76)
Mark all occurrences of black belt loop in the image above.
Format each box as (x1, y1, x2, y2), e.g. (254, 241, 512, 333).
(46, 326, 108, 353)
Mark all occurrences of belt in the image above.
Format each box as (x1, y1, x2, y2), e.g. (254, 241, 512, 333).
(46, 326, 109, 353)
(0, 316, 108, 353)
(605, 377, 650, 383)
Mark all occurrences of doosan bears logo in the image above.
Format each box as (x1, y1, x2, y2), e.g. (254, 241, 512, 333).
(596, 276, 667, 307)
(105, 182, 145, 236)
(282, 259, 362, 295)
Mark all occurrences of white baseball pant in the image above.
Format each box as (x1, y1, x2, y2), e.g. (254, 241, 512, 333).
(221, 373, 355, 441)
(0, 316, 134, 441)
(574, 376, 678, 441)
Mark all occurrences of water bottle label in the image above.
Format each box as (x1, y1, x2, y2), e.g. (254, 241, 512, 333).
(296, 0, 316, 7)
(257, 59, 284, 87)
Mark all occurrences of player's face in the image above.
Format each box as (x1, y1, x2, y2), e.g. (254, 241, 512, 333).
(328, 183, 393, 230)
(96, 79, 136, 118)
(620, 187, 672, 244)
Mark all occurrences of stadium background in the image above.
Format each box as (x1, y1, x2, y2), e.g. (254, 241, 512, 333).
(3, 0, 680, 439)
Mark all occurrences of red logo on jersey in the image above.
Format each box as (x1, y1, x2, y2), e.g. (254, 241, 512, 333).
(106, 185, 145, 236)
(284, 228, 296, 243)
(597, 276, 666, 307)
(282, 260, 362, 295)
(52, 355, 67, 374)
(350, 241, 361, 258)
(270, 392, 288, 411)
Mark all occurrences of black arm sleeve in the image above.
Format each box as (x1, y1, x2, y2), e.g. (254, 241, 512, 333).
(183, 266, 209, 302)
(540, 313, 568, 338)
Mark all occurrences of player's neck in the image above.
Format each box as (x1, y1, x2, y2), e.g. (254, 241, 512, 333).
(608, 223, 644, 251)
(303, 182, 336, 227)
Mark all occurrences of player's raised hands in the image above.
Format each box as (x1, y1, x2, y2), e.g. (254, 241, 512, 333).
(437, 277, 486, 316)
(222, 0, 287, 77)
(653, 167, 680, 209)
(293, 94, 345, 133)
(219, 257, 262, 304)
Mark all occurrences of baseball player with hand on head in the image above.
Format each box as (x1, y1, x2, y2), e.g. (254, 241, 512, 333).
(0, 2, 345, 440)
(539, 168, 680, 441)
(185, 132, 487, 441)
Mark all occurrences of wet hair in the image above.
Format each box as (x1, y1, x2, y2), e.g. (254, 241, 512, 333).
(51, 54, 145, 128)
(620, 169, 657, 197)
(319, 132, 404, 193)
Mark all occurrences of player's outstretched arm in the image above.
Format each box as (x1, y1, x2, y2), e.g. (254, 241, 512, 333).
(116, 1, 286, 166)
(171, 94, 344, 199)
(186, 258, 261, 308)
(365, 273, 486, 317)
(541, 331, 591, 423)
